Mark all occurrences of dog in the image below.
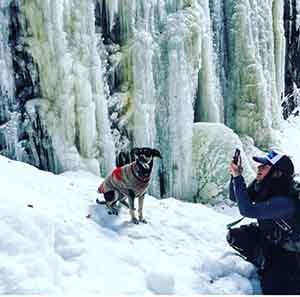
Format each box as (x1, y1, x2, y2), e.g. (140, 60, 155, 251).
(97, 147, 162, 224)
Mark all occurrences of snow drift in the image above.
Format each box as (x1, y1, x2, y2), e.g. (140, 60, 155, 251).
(0, 155, 260, 294)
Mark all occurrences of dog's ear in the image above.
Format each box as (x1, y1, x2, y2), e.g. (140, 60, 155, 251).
(151, 149, 162, 159)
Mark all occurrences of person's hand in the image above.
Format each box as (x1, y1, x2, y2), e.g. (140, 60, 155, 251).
(229, 160, 243, 177)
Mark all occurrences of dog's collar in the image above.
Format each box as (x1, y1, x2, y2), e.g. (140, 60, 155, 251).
(131, 163, 151, 183)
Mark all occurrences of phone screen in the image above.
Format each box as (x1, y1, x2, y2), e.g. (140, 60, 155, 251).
(233, 149, 240, 164)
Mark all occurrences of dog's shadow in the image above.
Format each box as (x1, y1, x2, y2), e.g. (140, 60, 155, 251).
(87, 203, 133, 233)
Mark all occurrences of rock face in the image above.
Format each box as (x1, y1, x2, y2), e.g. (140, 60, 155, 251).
(283, 0, 300, 119)
(0, 0, 57, 172)
(0, 0, 291, 201)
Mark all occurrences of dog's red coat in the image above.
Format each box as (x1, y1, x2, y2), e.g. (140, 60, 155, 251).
(113, 167, 122, 181)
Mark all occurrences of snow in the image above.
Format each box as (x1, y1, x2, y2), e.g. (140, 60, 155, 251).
(0, 154, 260, 294)
(191, 123, 255, 203)
(1, 113, 300, 294)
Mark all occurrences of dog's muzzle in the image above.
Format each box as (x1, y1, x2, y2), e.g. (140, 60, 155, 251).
(139, 155, 152, 170)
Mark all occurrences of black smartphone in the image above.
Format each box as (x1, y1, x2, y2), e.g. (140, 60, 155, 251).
(233, 148, 241, 164)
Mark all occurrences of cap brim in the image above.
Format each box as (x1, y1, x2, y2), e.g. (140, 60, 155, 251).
(253, 156, 272, 165)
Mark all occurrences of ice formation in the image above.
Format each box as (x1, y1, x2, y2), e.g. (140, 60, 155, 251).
(0, 0, 292, 201)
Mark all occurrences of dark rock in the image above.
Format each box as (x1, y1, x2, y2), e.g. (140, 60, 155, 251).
(0, 0, 60, 173)
(283, 0, 300, 118)
(95, 0, 121, 45)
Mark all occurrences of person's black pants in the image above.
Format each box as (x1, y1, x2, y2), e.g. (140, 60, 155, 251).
(227, 223, 300, 294)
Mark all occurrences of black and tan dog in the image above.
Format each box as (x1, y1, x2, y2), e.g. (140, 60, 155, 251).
(97, 147, 162, 224)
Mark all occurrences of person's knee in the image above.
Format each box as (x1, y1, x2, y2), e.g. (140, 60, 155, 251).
(226, 229, 234, 246)
(226, 225, 266, 269)
(227, 224, 260, 246)
(226, 227, 245, 248)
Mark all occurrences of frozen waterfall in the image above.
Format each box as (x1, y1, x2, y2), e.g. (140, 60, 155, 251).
(224, 0, 285, 147)
(0, 1, 17, 160)
(20, 0, 115, 174)
(0, 0, 290, 201)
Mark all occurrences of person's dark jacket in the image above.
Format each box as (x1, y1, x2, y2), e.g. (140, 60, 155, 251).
(230, 176, 300, 246)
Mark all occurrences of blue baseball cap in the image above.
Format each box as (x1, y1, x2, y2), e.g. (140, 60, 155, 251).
(253, 150, 294, 176)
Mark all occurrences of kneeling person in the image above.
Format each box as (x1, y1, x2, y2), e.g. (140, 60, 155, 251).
(227, 150, 300, 294)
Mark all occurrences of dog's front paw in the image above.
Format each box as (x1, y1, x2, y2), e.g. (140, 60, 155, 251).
(132, 217, 139, 224)
(139, 217, 147, 224)
(108, 208, 119, 215)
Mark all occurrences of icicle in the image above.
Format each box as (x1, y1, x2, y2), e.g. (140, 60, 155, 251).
(273, 0, 285, 105)
(107, 0, 119, 32)
(296, 0, 300, 31)
(224, 0, 283, 146)
(166, 37, 194, 198)
(132, 31, 156, 147)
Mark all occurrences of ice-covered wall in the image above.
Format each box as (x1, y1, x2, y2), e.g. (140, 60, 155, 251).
(19, 0, 115, 174)
(0, 0, 287, 201)
(98, 0, 285, 198)
(224, 0, 285, 147)
(97, 0, 223, 198)
(0, 0, 58, 172)
(0, 1, 16, 158)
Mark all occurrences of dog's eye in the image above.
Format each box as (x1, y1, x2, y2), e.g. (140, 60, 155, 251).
(139, 154, 152, 163)
(141, 148, 152, 157)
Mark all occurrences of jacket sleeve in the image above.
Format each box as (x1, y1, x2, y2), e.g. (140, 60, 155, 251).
(233, 175, 295, 219)
(229, 177, 236, 202)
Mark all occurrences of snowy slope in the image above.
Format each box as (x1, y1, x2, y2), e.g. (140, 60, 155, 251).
(0, 155, 259, 294)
